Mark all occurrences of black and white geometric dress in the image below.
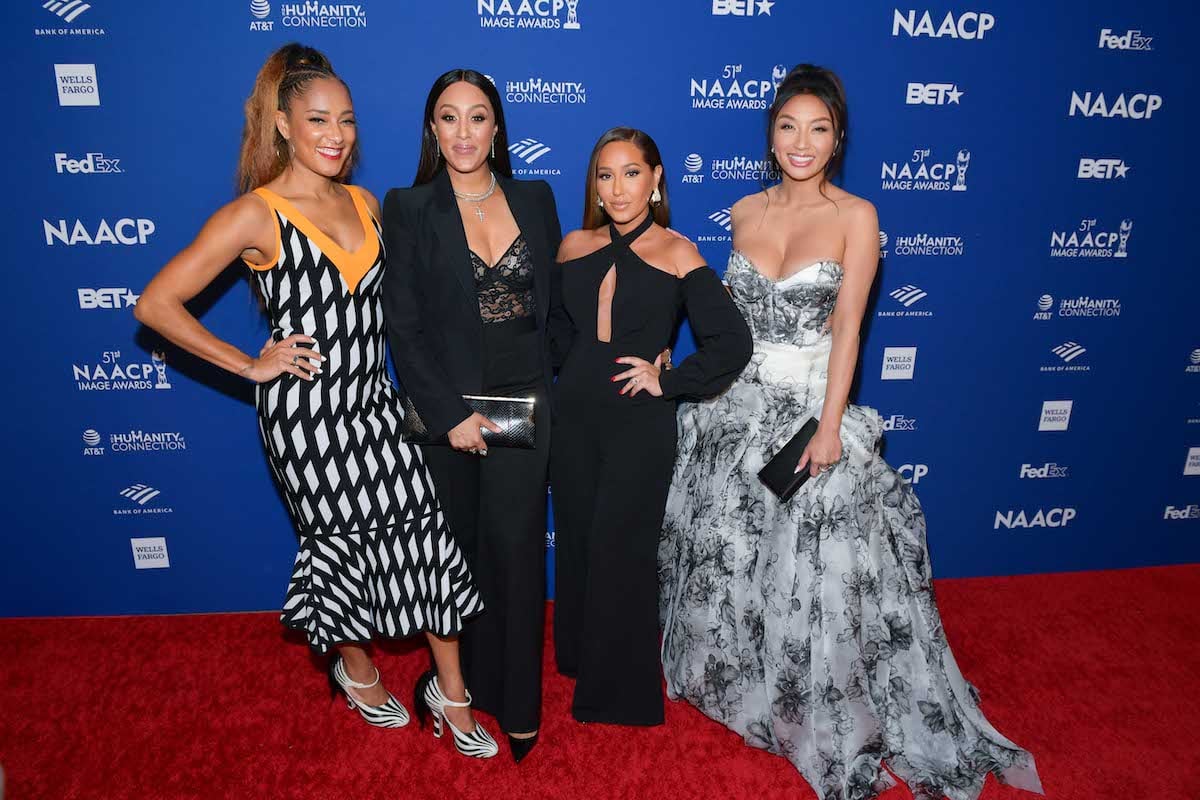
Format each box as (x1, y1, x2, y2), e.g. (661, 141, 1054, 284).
(245, 185, 482, 654)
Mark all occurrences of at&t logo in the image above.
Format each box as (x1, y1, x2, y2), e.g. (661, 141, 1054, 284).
(1033, 294, 1054, 320)
(45, 217, 155, 246)
(905, 83, 963, 105)
(1186, 349, 1200, 374)
(249, 0, 274, 30)
(1049, 218, 1131, 259)
(1163, 505, 1199, 520)
(1098, 28, 1152, 51)
(1020, 462, 1069, 479)
(712, 0, 774, 15)
(690, 64, 785, 111)
(994, 508, 1076, 529)
(78, 287, 139, 309)
(478, 0, 581, 30)
(682, 153, 705, 183)
(55, 152, 121, 174)
(82, 428, 104, 456)
(892, 9, 994, 39)
(882, 414, 917, 431)
(881, 148, 969, 192)
(898, 463, 928, 484)
(1069, 91, 1161, 120)
(1077, 158, 1129, 180)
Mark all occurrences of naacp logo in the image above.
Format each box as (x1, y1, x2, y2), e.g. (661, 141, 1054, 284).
(74, 349, 172, 391)
(878, 285, 932, 318)
(882, 414, 917, 432)
(1069, 91, 1161, 119)
(892, 9, 995, 39)
(1020, 463, 1069, 479)
(1099, 28, 1152, 51)
(479, 0, 581, 29)
(1164, 505, 1200, 520)
(898, 464, 928, 484)
(79, 288, 139, 309)
(994, 508, 1076, 529)
(115, 484, 174, 517)
(905, 83, 963, 105)
(45, 218, 155, 246)
(82, 428, 104, 456)
(881, 347, 917, 380)
(277, 2, 366, 28)
(37, 0, 106, 36)
(55, 64, 99, 106)
(1049, 218, 1131, 259)
(1077, 158, 1129, 180)
(1186, 349, 1200, 374)
(1033, 294, 1121, 320)
(507, 138, 560, 177)
(712, 0, 774, 15)
(55, 152, 121, 174)
(691, 64, 786, 111)
(698, 209, 733, 244)
(1039, 400, 1072, 431)
(249, 0, 274, 29)
(504, 77, 586, 105)
(881, 148, 969, 192)
(1042, 341, 1089, 373)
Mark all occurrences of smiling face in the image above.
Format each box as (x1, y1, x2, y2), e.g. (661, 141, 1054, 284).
(430, 80, 496, 176)
(771, 93, 839, 182)
(594, 140, 663, 226)
(275, 77, 356, 179)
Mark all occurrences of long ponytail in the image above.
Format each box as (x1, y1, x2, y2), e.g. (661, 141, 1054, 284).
(236, 43, 348, 194)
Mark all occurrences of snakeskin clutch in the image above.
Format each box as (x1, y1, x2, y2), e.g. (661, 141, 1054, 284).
(401, 394, 536, 449)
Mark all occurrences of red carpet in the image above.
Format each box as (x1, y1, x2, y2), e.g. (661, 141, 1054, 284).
(1, 565, 1197, 800)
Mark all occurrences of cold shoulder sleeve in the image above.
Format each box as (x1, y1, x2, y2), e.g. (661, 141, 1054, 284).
(658, 266, 753, 401)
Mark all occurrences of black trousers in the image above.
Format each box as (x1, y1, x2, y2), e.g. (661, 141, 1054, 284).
(551, 355, 677, 727)
(421, 319, 549, 734)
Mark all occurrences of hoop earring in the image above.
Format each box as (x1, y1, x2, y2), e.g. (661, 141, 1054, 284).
(650, 188, 662, 205)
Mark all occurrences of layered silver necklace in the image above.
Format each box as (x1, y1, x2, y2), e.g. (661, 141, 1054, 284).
(453, 173, 498, 221)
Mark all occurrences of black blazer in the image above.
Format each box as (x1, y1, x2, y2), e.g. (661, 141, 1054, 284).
(382, 170, 564, 438)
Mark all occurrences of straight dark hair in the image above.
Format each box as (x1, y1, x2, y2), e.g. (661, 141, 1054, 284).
(412, 69, 513, 186)
(766, 64, 849, 184)
(581, 127, 671, 230)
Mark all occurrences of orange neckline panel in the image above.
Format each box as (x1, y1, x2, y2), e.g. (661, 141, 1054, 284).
(250, 185, 380, 295)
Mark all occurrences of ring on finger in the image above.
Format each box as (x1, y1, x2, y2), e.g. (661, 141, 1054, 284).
(291, 355, 298, 365)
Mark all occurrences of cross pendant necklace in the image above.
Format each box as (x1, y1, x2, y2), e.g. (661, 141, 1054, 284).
(473, 204, 485, 222)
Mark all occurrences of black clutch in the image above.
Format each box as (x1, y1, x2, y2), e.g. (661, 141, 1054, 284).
(401, 394, 536, 449)
(757, 417, 820, 502)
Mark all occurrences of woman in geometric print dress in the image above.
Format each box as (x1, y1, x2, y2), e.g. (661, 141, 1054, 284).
(658, 65, 1042, 798)
(135, 44, 496, 757)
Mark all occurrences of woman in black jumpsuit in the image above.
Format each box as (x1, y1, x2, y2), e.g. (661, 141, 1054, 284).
(550, 128, 752, 726)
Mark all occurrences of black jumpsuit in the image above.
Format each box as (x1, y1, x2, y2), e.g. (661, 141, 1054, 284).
(550, 213, 752, 725)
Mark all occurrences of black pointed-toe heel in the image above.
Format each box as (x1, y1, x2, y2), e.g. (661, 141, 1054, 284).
(413, 668, 435, 730)
(507, 732, 539, 764)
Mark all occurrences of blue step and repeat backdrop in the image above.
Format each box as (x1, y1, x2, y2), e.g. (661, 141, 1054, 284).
(4, 1, 1197, 617)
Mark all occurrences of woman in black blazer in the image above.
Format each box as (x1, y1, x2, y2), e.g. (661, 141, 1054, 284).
(381, 69, 562, 763)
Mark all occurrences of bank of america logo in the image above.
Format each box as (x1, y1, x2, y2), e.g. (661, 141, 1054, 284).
(889, 285, 927, 307)
(1038, 295, 1054, 312)
(43, 0, 91, 22)
(684, 153, 704, 172)
(82, 429, 101, 446)
(1052, 341, 1087, 362)
(708, 208, 732, 231)
(120, 484, 161, 505)
(250, 0, 270, 18)
(508, 138, 552, 164)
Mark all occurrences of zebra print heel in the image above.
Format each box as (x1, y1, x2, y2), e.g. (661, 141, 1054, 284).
(330, 657, 410, 728)
(415, 670, 498, 759)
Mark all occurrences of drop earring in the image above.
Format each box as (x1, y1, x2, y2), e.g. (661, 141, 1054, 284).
(597, 197, 604, 208)
(491, 138, 496, 159)
(650, 188, 662, 204)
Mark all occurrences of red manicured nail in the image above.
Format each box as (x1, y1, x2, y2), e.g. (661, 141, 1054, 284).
(610, 376, 618, 382)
